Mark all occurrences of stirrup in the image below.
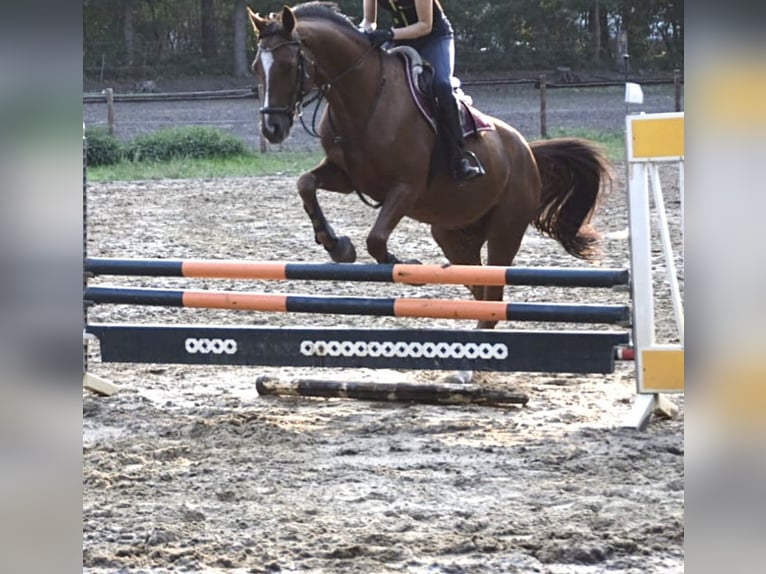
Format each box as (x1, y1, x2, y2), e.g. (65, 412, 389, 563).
(464, 151, 486, 176)
(454, 159, 483, 182)
(454, 151, 485, 182)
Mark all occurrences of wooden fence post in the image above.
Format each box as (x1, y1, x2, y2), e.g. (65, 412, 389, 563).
(104, 88, 115, 136)
(539, 74, 547, 139)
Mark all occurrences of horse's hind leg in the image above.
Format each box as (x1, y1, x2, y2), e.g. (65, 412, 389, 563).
(431, 219, 528, 384)
(479, 225, 528, 328)
(430, 223, 486, 385)
(433, 214, 529, 321)
(431, 222, 486, 300)
(297, 160, 357, 263)
(472, 172, 540, 327)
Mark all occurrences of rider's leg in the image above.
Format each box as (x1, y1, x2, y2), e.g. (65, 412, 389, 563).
(434, 82, 485, 181)
(419, 36, 485, 182)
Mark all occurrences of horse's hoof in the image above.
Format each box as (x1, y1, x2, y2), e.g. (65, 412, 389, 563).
(385, 253, 421, 265)
(329, 236, 356, 263)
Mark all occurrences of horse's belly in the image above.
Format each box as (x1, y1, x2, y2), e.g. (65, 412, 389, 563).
(409, 183, 500, 228)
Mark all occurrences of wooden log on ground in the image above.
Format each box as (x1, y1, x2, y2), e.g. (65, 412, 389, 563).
(83, 372, 119, 396)
(255, 376, 528, 408)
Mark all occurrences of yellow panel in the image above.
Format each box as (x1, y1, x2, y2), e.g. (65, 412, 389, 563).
(641, 347, 684, 392)
(711, 359, 766, 428)
(631, 116, 684, 159)
(698, 61, 766, 129)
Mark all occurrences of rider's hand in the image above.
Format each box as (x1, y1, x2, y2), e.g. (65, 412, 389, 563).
(364, 28, 394, 48)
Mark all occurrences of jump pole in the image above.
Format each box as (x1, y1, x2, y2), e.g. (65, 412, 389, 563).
(84, 285, 631, 325)
(85, 257, 630, 288)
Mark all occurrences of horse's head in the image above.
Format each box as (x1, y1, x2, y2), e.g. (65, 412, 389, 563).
(248, 3, 377, 144)
(247, 5, 313, 143)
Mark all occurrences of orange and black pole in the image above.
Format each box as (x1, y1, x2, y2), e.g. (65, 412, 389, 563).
(84, 286, 630, 324)
(84, 257, 630, 288)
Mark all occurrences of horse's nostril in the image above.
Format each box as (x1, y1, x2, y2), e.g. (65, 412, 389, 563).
(262, 117, 286, 143)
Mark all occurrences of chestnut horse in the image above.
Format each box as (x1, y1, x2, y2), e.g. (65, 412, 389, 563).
(247, 2, 611, 334)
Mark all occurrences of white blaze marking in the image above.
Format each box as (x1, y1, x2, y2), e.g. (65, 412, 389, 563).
(260, 50, 274, 109)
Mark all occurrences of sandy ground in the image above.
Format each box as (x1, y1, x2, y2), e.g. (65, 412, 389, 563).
(83, 155, 684, 572)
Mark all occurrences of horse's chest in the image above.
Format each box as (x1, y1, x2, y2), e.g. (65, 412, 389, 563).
(340, 152, 396, 197)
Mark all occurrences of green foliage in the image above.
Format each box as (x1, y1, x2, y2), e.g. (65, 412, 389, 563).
(125, 126, 248, 162)
(448, 0, 683, 73)
(85, 125, 253, 170)
(542, 128, 625, 162)
(84, 1, 683, 80)
(85, 127, 124, 166)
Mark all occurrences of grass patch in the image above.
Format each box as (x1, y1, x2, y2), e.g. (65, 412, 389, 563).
(85, 127, 124, 166)
(541, 128, 625, 162)
(88, 150, 324, 181)
(88, 129, 625, 182)
(125, 126, 247, 162)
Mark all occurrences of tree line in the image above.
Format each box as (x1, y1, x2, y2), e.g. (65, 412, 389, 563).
(84, 0, 683, 81)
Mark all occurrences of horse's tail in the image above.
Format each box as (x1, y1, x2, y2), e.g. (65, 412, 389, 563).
(530, 137, 612, 260)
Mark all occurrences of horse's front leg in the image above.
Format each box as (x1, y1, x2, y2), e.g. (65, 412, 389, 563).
(296, 160, 357, 263)
(365, 185, 414, 264)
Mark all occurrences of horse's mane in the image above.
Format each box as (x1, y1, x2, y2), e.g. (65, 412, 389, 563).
(293, 2, 355, 26)
(259, 2, 360, 39)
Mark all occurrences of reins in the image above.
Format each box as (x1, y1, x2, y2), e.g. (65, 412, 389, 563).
(321, 48, 387, 209)
(297, 39, 386, 147)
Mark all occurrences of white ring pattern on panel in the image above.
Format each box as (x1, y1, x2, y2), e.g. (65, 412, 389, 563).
(298, 340, 508, 360)
(185, 338, 238, 354)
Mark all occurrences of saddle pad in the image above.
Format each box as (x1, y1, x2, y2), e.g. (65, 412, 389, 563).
(398, 53, 495, 137)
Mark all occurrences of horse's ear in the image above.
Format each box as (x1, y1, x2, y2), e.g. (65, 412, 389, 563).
(246, 6, 269, 34)
(281, 5, 296, 35)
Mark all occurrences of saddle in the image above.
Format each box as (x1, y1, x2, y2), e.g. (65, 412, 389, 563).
(388, 46, 495, 138)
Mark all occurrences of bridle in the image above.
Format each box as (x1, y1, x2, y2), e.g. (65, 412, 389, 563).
(256, 29, 386, 210)
(255, 36, 314, 122)
(255, 31, 380, 130)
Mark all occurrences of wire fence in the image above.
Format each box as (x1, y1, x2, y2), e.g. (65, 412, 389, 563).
(83, 76, 683, 152)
